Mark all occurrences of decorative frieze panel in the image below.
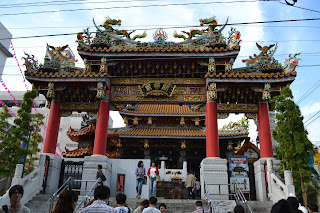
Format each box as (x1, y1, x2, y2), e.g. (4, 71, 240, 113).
(218, 104, 258, 112)
(111, 78, 205, 85)
(60, 102, 99, 111)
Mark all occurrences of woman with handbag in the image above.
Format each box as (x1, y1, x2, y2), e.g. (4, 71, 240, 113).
(135, 161, 145, 199)
(96, 165, 106, 183)
(147, 161, 159, 197)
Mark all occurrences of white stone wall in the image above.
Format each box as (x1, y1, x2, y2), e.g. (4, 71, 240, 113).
(110, 159, 151, 199)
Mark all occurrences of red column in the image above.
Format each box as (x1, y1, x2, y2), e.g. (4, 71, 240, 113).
(93, 100, 110, 155)
(43, 100, 61, 154)
(258, 102, 274, 158)
(206, 101, 220, 157)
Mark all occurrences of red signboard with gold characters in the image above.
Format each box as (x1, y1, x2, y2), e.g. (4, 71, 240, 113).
(117, 174, 125, 192)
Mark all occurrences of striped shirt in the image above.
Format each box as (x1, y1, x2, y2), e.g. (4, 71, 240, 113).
(193, 208, 208, 213)
(80, 200, 115, 213)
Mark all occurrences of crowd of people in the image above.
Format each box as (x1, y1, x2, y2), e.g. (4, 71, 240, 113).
(0, 184, 319, 213)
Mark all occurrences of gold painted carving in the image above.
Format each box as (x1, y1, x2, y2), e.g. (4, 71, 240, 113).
(148, 117, 152, 125)
(113, 86, 127, 94)
(139, 82, 176, 97)
(245, 113, 257, 120)
(96, 82, 105, 98)
(47, 82, 55, 98)
(184, 96, 206, 102)
(208, 57, 215, 72)
(180, 117, 185, 126)
(262, 83, 271, 100)
(143, 139, 149, 149)
(181, 140, 186, 149)
(207, 82, 217, 101)
(218, 104, 258, 112)
(112, 78, 204, 85)
(60, 102, 99, 110)
(218, 113, 229, 119)
(189, 87, 204, 95)
(60, 111, 72, 117)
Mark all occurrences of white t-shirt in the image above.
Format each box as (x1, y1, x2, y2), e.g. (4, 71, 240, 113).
(150, 167, 157, 178)
(114, 206, 132, 213)
(142, 207, 161, 213)
(0, 205, 30, 213)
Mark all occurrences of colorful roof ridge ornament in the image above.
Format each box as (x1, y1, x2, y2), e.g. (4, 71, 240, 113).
(221, 117, 249, 132)
(242, 43, 281, 69)
(227, 27, 242, 48)
(283, 52, 301, 73)
(22, 52, 38, 72)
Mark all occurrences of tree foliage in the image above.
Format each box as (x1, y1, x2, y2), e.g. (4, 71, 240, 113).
(270, 86, 319, 205)
(0, 90, 44, 182)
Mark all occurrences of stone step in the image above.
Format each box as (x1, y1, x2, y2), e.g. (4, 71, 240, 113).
(247, 200, 274, 213)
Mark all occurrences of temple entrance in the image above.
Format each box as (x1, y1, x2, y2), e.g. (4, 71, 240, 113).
(25, 16, 296, 200)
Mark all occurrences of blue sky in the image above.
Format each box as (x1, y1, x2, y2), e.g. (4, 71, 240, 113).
(0, 0, 319, 145)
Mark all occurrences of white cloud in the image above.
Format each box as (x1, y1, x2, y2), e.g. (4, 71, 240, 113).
(301, 102, 320, 117)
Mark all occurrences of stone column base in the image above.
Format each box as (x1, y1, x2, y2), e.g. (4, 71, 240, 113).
(45, 154, 63, 194)
(254, 158, 268, 201)
(81, 155, 112, 195)
(200, 157, 228, 200)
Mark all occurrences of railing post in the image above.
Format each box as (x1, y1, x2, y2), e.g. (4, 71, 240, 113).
(284, 170, 295, 197)
(11, 164, 23, 186)
(267, 158, 273, 196)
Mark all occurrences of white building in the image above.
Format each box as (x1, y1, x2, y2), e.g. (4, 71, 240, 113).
(0, 91, 113, 154)
(0, 22, 13, 77)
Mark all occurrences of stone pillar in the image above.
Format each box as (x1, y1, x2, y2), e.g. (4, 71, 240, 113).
(45, 154, 63, 194)
(254, 159, 268, 201)
(206, 101, 219, 157)
(43, 100, 61, 154)
(200, 158, 228, 200)
(258, 102, 274, 158)
(81, 155, 112, 194)
(93, 100, 110, 155)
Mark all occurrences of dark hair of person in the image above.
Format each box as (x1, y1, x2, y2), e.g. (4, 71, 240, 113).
(195, 201, 203, 207)
(287, 197, 300, 210)
(159, 203, 166, 209)
(141, 199, 149, 207)
(138, 161, 144, 167)
(189, 170, 194, 175)
(9, 185, 24, 199)
(151, 161, 155, 166)
(116, 193, 127, 205)
(149, 196, 157, 205)
(307, 202, 319, 212)
(271, 199, 295, 213)
(97, 165, 102, 170)
(234, 204, 245, 213)
(52, 190, 78, 213)
(94, 185, 110, 200)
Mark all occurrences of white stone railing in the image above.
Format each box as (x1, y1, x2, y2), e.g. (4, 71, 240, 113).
(0, 155, 46, 205)
(267, 159, 295, 203)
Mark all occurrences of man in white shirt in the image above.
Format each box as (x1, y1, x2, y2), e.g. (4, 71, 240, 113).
(142, 197, 160, 213)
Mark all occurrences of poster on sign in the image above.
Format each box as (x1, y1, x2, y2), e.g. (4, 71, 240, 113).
(229, 155, 250, 193)
(117, 174, 125, 193)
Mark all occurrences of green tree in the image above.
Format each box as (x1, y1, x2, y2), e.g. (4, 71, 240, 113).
(0, 90, 44, 189)
(271, 86, 319, 206)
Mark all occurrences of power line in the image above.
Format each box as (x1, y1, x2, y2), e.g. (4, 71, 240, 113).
(0, 0, 282, 16)
(278, 1, 320, 14)
(296, 80, 320, 104)
(305, 110, 320, 124)
(0, 0, 164, 9)
(305, 114, 320, 127)
(2, 17, 320, 41)
(5, 24, 320, 30)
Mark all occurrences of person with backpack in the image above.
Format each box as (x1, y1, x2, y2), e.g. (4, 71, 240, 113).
(114, 193, 132, 213)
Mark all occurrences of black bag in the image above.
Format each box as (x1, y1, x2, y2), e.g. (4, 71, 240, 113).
(2, 205, 9, 213)
(101, 173, 106, 181)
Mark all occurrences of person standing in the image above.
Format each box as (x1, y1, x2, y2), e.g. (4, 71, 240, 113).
(96, 165, 106, 183)
(307, 202, 318, 213)
(133, 200, 149, 213)
(0, 185, 30, 213)
(136, 161, 146, 199)
(147, 161, 159, 197)
(80, 185, 114, 213)
(52, 190, 78, 213)
(114, 193, 132, 213)
(185, 170, 196, 199)
(193, 201, 208, 213)
(142, 197, 160, 213)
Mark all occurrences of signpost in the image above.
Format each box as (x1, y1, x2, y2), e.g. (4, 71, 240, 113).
(229, 155, 250, 193)
(116, 173, 125, 193)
